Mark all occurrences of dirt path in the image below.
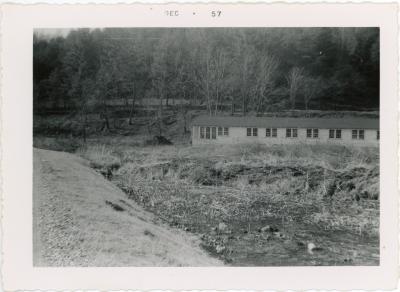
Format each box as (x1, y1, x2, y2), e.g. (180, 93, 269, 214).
(33, 148, 221, 266)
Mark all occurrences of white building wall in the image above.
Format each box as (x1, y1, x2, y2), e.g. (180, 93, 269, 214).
(192, 126, 379, 147)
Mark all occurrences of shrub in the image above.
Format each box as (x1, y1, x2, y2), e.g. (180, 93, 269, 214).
(77, 145, 121, 176)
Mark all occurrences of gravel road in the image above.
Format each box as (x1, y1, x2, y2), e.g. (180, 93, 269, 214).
(33, 148, 221, 266)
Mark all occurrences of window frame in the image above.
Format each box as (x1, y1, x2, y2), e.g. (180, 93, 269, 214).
(206, 127, 211, 139)
(377, 130, 379, 140)
(352, 129, 365, 140)
(352, 129, 358, 139)
(358, 129, 364, 140)
(246, 128, 252, 137)
(286, 128, 297, 138)
(252, 128, 258, 137)
(286, 128, 292, 138)
(336, 129, 342, 139)
(224, 127, 229, 136)
(307, 129, 312, 138)
(211, 127, 217, 139)
(307, 128, 319, 139)
(200, 126, 205, 139)
(266, 128, 278, 138)
(217, 127, 223, 136)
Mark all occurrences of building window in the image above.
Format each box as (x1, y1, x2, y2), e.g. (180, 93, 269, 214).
(218, 127, 223, 136)
(352, 130, 358, 139)
(212, 127, 217, 139)
(286, 128, 297, 138)
(330, 129, 341, 139)
(352, 129, 365, 140)
(307, 128, 318, 138)
(253, 128, 258, 136)
(206, 127, 211, 139)
(247, 128, 252, 136)
(359, 130, 364, 140)
(224, 127, 229, 136)
(266, 128, 277, 138)
(377, 130, 379, 140)
(200, 126, 205, 139)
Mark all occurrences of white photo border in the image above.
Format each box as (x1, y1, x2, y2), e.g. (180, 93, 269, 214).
(1, 3, 398, 290)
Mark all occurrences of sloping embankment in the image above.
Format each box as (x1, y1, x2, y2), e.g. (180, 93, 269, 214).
(33, 148, 221, 266)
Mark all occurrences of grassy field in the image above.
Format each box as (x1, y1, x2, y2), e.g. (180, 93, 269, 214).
(33, 133, 381, 266)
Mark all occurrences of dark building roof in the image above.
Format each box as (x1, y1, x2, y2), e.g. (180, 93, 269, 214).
(191, 115, 379, 130)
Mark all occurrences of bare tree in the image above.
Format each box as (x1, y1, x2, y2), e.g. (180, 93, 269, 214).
(303, 77, 322, 110)
(172, 47, 190, 134)
(196, 44, 228, 116)
(253, 54, 279, 114)
(212, 50, 228, 115)
(62, 30, 97, 142)
(197, 44, 213, 115)
(286, 67, 304, 110)
(151, 39, 168, 136)
(233, 30, 254, 116)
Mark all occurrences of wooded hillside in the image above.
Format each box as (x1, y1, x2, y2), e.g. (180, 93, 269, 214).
(34, 27, 379, 118)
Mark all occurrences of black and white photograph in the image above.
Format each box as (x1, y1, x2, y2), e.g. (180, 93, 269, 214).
(1, 3, 399, 290)
(32, 26, 381, 267)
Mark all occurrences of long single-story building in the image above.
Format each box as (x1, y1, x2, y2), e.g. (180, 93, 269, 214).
(191, 115, 379, 146)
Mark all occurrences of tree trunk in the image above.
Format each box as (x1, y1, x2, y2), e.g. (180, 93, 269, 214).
(158, 91, 163, 136)
(182, 91, 187, 134)
(128, 85, 136, 125)
(242, 95, 247, 116)
(100, 102, 110, 132)
(182, 108, 187, 134)
(128, 98, 135, 125)
(291, 93, 295, 110)
(215, 86, 219, 115)
(82, 109, 88, 143)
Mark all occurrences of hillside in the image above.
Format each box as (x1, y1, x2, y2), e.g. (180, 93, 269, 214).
(33, 148, 222, 266)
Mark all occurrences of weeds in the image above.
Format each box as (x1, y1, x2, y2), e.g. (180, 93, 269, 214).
(77, 143, 379, 235)
(75, 141, 379, 265)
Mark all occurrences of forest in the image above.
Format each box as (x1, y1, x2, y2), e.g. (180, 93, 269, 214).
(34, 27, 379, 126)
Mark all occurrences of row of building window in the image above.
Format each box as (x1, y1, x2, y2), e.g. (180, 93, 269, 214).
(200, 126, 229, 139)
(245, 128, 379, 140)
(247, 128, 281, 137)
(199, 126, 379, 140)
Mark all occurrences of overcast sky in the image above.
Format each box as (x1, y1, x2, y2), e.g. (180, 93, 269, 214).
(34, 28, 71, 38)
